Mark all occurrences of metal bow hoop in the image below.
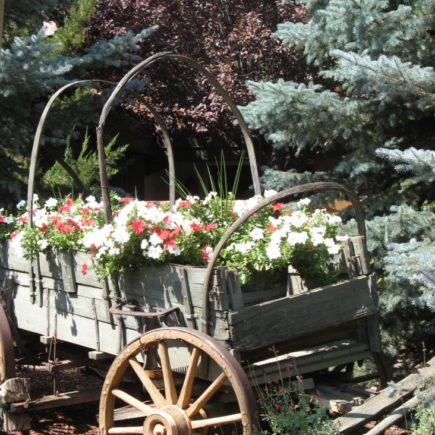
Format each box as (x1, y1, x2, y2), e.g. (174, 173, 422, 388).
(96, 51, 262, 224)
(199, 181, 367, 334)
(27, 79, 115, 228)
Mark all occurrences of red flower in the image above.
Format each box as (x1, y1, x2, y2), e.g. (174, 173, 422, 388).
(178, 200, 191, 208)
(274, 404, 282, 413)
(130, 219, 145, 235)
(81, 263, 88, 276)
(272, 202, 284, 212)
(266, 225, 276, 233)
(56, 222, 73, 234)
(0, 216, 4, 223)
(67, 218, 80, 229)
(58, 198, 74, 213)
(190, 223, 202, 233)
(120, 197, 134, 203)
(164, 239, 176, 252)
(158, 229, 172, 241)
(81, 218, 94, 227)
(201, 249, 211, 260)
(38, 223, 48, 233)
(80, 207, 90, 216)
(205, 223, 217, 231)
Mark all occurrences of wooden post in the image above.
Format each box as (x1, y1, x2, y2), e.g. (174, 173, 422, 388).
(0, 0, 4, 49)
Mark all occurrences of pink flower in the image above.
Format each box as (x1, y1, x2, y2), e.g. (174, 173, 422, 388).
(205, 223, 217, 231)
(267, 225, 276, 233)
(130, 219, 145, 235)
(0, 216, 4, 223)
(81, 264, 88, 276)
(120, 197, 134, 203)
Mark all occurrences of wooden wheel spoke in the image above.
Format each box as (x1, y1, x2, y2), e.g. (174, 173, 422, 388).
(158, 341, 178, 404)
(129, 359, 166, 407)
(177, 347, 201, 409)
(111, 388, 154, 416)
(191, 413, 243, 429)
(186, 372, 227, 418)
(108, 427, 143, 434)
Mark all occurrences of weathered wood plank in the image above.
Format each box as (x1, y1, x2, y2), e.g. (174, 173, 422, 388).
(9, 388, 101, 413)
(229, 277, 376, 352)
(336, 356, 435, 433)
(248, 340, 371, 383)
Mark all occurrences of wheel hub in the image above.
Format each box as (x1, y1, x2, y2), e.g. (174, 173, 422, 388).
(143, 405, 192, 435)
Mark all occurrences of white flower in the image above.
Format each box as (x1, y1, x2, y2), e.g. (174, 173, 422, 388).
(287, 231, 308, 245)
(298, 197, 311, 207)
(288, 211, 309, 228)
(16, 200, 26, 210)
(140, 239, 149, 250)
(148, 245, 163, 259)
(45, 197, 58, 208)
(336, 235, 349, 242)
(203, 191, 218, 204)
(266, 241, 281, 260)
(37, 239, 48, 250)
(327, 214, 342, 225)
(112, 227, 130, 244)
(108, 247, 121, 256)
(327, 243, 340, 255)
(233, 241, 254, 254)
(264, 189, 278, 198)
(81, 225, 113, 249)
(149, 232, 162, 246)
(166, 244, 181, 256)
(85, 195, 102, 209)
(249, 228, 264, 240)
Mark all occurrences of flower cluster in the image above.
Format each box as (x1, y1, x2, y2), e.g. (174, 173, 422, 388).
(3, 192, 347, 285)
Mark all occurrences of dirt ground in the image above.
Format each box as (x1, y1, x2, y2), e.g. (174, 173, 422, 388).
(1, 364, 414, 435)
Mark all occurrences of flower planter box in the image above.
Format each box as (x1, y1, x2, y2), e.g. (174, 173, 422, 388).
(0, 234, 380, 363)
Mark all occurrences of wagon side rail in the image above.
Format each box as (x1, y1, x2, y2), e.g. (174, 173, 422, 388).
(200, 181, 368, 334)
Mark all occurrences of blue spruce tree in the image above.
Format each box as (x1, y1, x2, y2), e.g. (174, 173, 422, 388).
(0, 0, 156, 204)
(240, 0, 434, 366)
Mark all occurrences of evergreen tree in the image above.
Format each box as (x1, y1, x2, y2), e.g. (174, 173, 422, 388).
(240, 0, 435, 366)
(0, 0, 156, 205)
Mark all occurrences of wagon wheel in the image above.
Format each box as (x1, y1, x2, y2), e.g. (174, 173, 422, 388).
(99, 327, 257, 434)
(0, 304, 15, 381)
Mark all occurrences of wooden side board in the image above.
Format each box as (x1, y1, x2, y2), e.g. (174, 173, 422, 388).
(228, 276, 377, 352)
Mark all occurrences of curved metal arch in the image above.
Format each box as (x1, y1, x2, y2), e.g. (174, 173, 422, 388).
(27, 79, 114, 228)
(200, 181, 367, 334)
(137, 97, 176, 206)
(96, 51, 261, 223)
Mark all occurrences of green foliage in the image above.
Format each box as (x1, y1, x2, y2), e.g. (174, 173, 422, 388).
(254, 359, 339, 435)
(411, 386, 435, 435)
(43, 131, 128, 194)
(53, 0, 96, 55)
